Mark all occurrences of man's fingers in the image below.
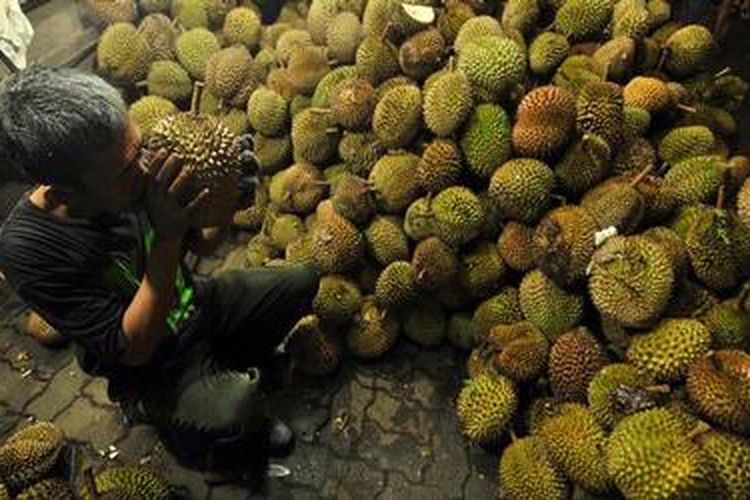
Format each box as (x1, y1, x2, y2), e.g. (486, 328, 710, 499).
(167, 169, 192, 201)
(186, 188, 211, 216)
(155, 153, 184, 188)
(147, 149, 169, 178)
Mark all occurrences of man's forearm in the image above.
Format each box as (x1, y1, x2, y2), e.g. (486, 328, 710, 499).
(120, 239, 182, 366)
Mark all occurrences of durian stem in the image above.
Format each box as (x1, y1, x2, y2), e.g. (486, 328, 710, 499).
(135, 80, 148, 93)
(328, 58, 339, 66)
(326, 127, 340, 134)
(381, 22, 393, 42)
(738, 284, 750, 313)
(509, 429, 518, 442)
(83, 467, 101, 500)
(191, 81, 205, 115)
(448, 56, 455, 72)
(550, 193, 567, 206)
(656, 47, 668, 72)
(629, 164, 654, 188)
(309, 108, 333, 115)
(677, 104, 697, 114)
(716, 184, 726, 210)
(686, 421, 712, 441)
(657, 161, 670, 175)
(644, 384, 671, 394)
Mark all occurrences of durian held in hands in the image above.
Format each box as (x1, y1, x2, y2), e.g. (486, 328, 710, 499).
(147, 82, 251, 228)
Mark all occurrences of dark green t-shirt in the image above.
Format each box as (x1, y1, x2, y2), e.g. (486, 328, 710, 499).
(0, 195, 204, 377)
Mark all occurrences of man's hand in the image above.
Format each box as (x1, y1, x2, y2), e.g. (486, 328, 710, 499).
(144, 150, 210, 244)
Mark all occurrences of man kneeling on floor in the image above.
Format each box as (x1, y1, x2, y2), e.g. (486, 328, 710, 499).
(0, 66, 319, 480)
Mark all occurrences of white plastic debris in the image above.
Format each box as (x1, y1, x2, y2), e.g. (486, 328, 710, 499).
(401, 3, 435, 23)
(267, 464, 291, 478)
(594, 226, 618, 247)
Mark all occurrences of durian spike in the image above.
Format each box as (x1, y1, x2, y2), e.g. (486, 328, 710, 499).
(191, 81, 205, 115)
(686, 421, 713, 441)
(629, 164, 654, 188)
(83, 467, 101, 500)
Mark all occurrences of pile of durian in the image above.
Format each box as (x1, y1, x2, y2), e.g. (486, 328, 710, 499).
(0, 421, 171, 499)
(86, 0, 750, 496)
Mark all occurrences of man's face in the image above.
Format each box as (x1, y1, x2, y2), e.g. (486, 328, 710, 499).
(77, 119, 148, 215)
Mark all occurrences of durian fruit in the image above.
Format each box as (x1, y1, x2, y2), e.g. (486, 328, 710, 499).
(398, 28, 447, 81)
(403, 196, 436, 242)
(612, 0, 651, 39)
(528, 31, 570, 77)
(307, 0, 339, 45)
(0, 424, 65, 493)
(204, 45, 253, 100)
(701, 299, 750, 350)
(499, 436, 568, 500)
(368, 152, 421, 214)
(460, 104, 512, 180)
(511, 86, 577, 160)
(472, 287, 524, 338)
(489, 159, 554, 224)
(626, 318, 712, 382)
(330, 173, 376, 226)
(456, 373, 517, 445)
(695, 429, 750, 500)
(285, 46, 331, 96)
(402, 297, 447, 348)
(204, 0, 236, 30)
(223, 7, 261, 50)
(96, 23, 150, 84)
(267, 213, 305, 251)
(592, 37, 637, 82)
(588, 235, 674, 328)
(436, 1, 475, 45)
(291, 108, 341, 165)
(623, 76, 671, 114)
(686, 350, 750, 436)
(662, 155, 723, 206)
(0, 483, 8, 500)
(458, 35, 527, 98)
(411, 236, 458, 291)
(423, 66, 473, 137)
(622, 105, 652, 139)
(355, 35, 399, 86)
(298, 327, 344, 375)
(372, 84, 422, 149)
(364, 215, 409, 266)
(580, 170, 651, 234)
(588, 363, 666, 431)
(576, 81, 624, 151)
(486, 321, 549, 382)
(218, 109, 249, 136)
(175, 0, 208, 29)
(346, 296, 400, 358)
(327, 12, 363, 65)
(538, 404, 612, 493)
(612, 137, 657, 175)
(145, 61, 192, 103)
(248, 87, 288, 137)
(453, 16, 506, 54)
(447, 312, 477, 351)
(662, 24, 715, 78)
(374, 261, 419, 309)
(330, 78, 375, 131)
(554, 133, 612, 196)
(554, 0, 613, 41)
(497, 222, 540, 272)
(519, 269, 585, 341)
(459, 240, 506, 300)
(605, 409, 716, 499)
(313, 275, 362, 325)
(276, 29, 314, 65)
(147, 84, 245, 228)
(417, 139, 463, 194)
(245, 234, 279, 267)
(533, 205, 598, 287)
(138, 0, 170, 14)
(175, 28, 220, 80)
(501, 0, 540, 36)
(16, 479, 73, 500)
(548, 328, 608, 402)
(553, 54, 603, 93)
(431, 186, 486, 247)
(128, 95, 178, 140)
(310, 200, 365, 274)
(658, 125, 716, 165)
(269, 162, 327, 214)
(641, 225, 690, 277)
(255, 134, 292, 175)
(80, 466, 171, 500)
(137, 14, 177, 62)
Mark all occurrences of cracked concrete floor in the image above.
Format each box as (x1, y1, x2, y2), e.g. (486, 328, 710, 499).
(0, 232, 497, 500)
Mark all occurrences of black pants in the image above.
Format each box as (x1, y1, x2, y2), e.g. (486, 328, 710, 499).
(123, 265, 318, 469)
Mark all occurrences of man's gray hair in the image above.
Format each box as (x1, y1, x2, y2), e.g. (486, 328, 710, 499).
(0, 65, 128, 185)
